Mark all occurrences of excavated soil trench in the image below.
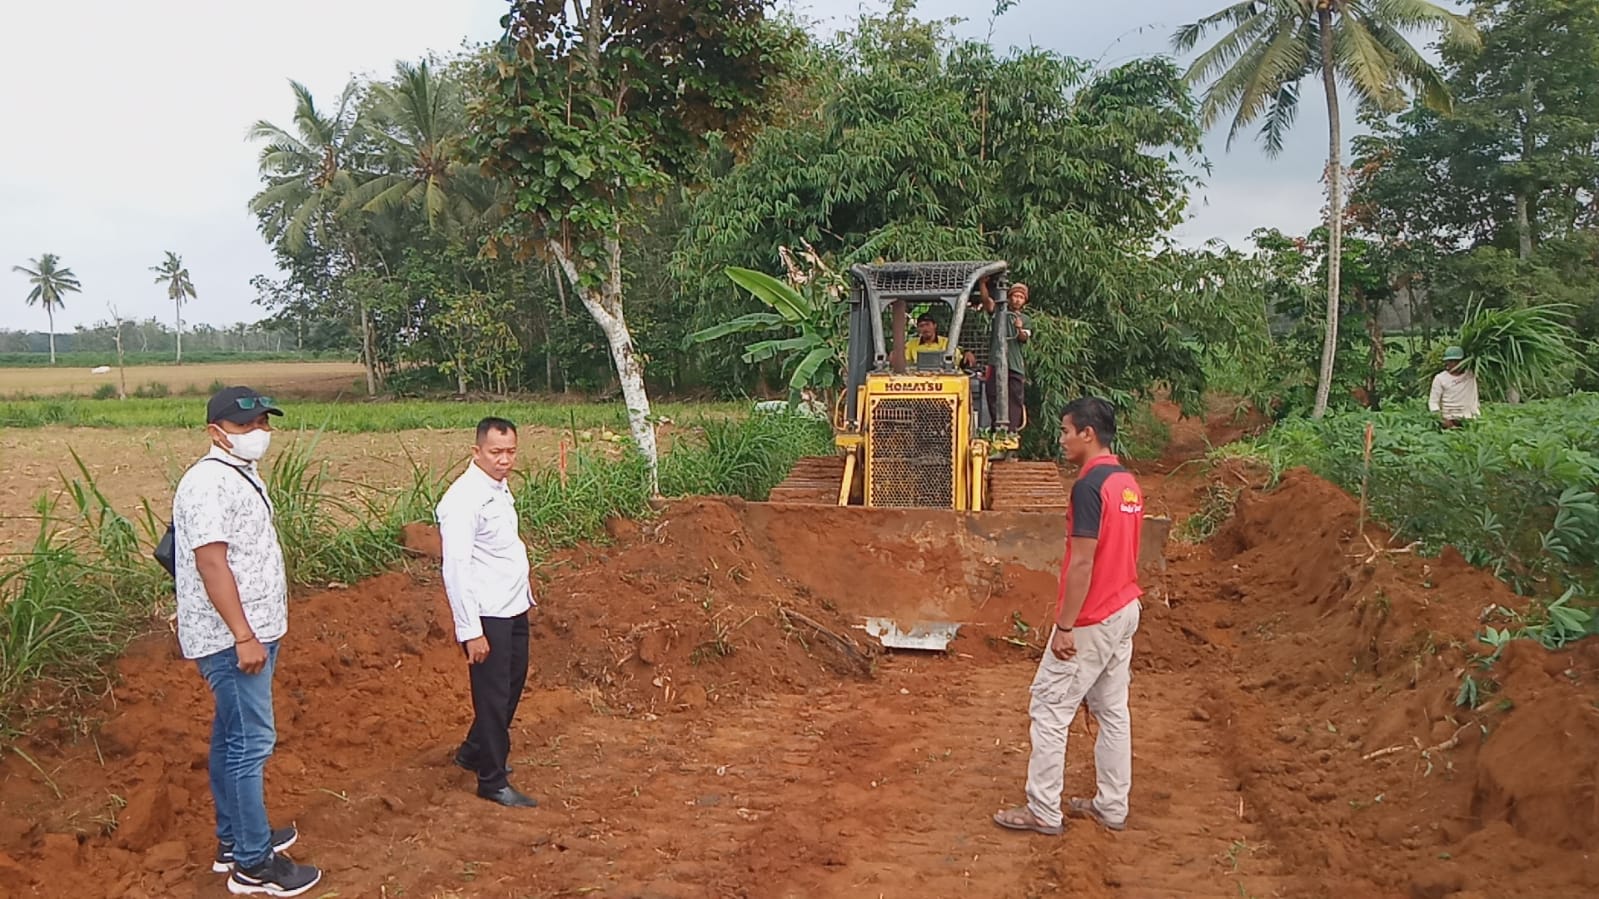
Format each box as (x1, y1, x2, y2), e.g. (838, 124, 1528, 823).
(1, 451, 1597, 898)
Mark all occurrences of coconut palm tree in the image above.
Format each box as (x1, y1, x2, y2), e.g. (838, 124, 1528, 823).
(248, 79, 381, 394)
(150, 252, 197, 363)
(345, 59, 484, 230)
(1175, 1, 1478, 418)
(12, 253, 82, 364)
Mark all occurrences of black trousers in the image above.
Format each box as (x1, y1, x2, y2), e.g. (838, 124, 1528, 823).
(986, 370, 1026, 431)
(459, 612, 529, 791)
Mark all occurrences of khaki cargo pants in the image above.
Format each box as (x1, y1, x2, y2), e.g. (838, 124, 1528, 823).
(1025, 599, 1141, 829)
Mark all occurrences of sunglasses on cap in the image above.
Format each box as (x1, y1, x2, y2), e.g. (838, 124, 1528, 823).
(235, 396, 276, 410)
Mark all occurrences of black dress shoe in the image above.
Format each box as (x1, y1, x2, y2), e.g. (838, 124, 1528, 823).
(477, 785, 539, 808)
(454, 751, 512, 774)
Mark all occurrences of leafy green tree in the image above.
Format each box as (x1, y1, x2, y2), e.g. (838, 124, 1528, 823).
(469, 0, 798, 487)
(12, 253, 82, 364)
(1349, 1, 1599, 386)
(248, 79, 381, 394)
(1175, 0, 1478, 419)
(149, 251, 197, 363)
(676, 8, 1258, 454)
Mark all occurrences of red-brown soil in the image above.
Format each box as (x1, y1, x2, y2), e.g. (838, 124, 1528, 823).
(1, 439, 1597, 897)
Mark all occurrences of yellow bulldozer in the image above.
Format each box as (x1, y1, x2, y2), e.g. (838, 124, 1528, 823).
(770, 260, 1068, 513)
(757, 261, 1169, 651)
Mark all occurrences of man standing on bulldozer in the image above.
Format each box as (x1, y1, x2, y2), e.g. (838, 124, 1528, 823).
(979, 280, 1030, 431)
(994, 396, 1143, 837)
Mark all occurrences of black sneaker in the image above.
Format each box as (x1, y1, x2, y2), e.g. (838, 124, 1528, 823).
(213, 825, 299, 872)
(228, 852, 323, 897)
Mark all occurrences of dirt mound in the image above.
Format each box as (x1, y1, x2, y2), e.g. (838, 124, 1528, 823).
(1158, 465, 1599, 897)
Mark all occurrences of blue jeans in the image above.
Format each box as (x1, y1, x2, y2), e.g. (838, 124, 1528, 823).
(196, 640, 280, 868)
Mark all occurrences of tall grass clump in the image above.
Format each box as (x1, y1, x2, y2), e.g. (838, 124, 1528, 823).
(266, 436, 454, 585)
(660, 411, 834, 498)
(0, 456, 168, 738)
(1456, 303, 1589, 399)
(507, 410, 832, 558)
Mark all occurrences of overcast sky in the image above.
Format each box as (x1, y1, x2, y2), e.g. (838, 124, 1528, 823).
(0, 0, 1463, 331)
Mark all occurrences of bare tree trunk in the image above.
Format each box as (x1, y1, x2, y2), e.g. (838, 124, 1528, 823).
(47, 307, 56, 365)
(360, 303, 378, 395)
(1514, 193, 1533, 260)
(175, 301, 184, 364)
(1517, 73, 1535, 261)
(549, 232, 659, 492)
(1311, 9, 1343, 420)
(552, 265, 571, 394)
(111, 311, 127, 400)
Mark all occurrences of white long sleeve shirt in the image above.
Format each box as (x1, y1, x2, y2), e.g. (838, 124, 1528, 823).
(436, 462, 534, 641)
(1428, 370, 1481, 421)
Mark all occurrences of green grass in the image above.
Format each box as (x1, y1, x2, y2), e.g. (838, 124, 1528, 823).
(0, 397, 748, 431)
(0, 410, 830, 738)
(0, 350, 347, 367)
(1222, 393, 1599, 598)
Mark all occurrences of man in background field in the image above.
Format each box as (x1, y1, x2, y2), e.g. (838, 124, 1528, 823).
(437, 417, 540, 808)
(994, 396, 1143, 837)
(1429, 345, 1480, 429)
(173, 386, 322, 897)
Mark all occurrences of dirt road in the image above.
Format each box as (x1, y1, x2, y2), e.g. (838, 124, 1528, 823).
(1, 451, 1595, 897)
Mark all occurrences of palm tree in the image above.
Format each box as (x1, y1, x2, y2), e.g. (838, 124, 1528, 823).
(344, 60, 483, 230)
(12, 253, 82, 364)
(151, 251, 197, 363)
(248, 79, 380, 394)
(1175, 1, 1478, 418)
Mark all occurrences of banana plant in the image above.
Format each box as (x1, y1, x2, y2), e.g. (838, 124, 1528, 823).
(689, 266, 846, 408)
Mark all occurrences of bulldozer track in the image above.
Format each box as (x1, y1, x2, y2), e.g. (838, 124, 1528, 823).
(767, 455, 846, 506)
(986, 460, 1069, 513)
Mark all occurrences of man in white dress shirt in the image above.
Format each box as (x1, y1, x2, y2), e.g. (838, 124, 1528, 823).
(436, 417, 538, 808)
(1429, 345, 1481, 429)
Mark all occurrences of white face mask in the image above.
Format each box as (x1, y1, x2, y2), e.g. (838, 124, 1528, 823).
(225, 428, 272, 462)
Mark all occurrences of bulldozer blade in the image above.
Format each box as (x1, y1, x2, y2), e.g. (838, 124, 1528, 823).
(859, 617, 963, 651)
(739, 500, 1172, 653)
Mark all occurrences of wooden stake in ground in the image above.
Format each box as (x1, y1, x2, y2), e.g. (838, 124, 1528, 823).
(1357, 421, 1374, 538)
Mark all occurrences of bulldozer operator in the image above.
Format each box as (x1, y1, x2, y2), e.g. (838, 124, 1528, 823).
(978, 278, 1031, 431)
(904, 311, 950, 365)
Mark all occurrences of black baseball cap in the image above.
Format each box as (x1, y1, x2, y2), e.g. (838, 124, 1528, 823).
(207, 386, 284, 425)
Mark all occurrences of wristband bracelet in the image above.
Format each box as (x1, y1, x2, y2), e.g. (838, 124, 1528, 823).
(235, 633, 257, 645)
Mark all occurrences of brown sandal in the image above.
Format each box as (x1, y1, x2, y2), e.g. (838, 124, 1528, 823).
(1067, 797, 1126, 831)
(992, 806, 1064, 835)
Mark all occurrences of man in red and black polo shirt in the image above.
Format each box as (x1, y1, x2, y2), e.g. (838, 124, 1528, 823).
(995, 396, 1144, 836)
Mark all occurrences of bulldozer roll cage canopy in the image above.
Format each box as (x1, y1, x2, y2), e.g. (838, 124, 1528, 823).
(843, 260, 1009, 425)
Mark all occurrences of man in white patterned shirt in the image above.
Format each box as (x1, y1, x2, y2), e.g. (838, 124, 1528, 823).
(437, 417, 539, 808)
(172, 386, 321, 897)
